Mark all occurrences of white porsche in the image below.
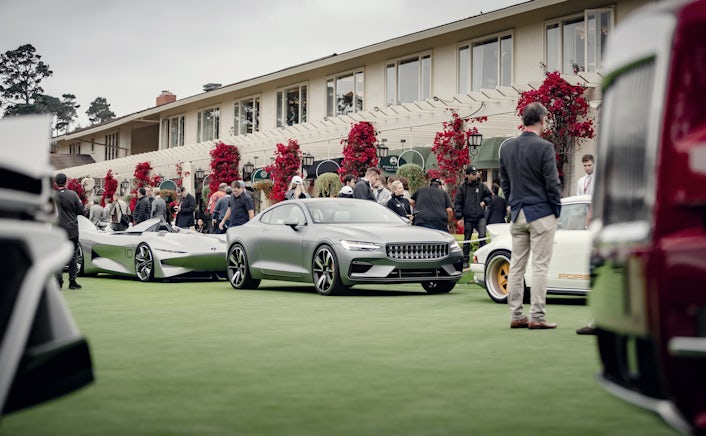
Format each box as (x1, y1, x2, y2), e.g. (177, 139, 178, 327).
(470, 195, 591, 303)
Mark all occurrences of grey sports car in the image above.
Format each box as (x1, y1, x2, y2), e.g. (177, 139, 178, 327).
(226, 198, 464, 295)
(77, 215, 227, 281)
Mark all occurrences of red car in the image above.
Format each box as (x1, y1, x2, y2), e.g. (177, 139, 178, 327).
(591, 1, 706, 433)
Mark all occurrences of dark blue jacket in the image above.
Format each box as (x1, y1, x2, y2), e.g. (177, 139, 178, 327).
(499, 131, 562, 222)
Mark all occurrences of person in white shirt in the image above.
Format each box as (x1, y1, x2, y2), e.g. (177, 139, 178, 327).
(576, 154, 595, 196)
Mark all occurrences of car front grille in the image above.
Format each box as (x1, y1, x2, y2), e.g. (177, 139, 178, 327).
(386, 243, 448, 260)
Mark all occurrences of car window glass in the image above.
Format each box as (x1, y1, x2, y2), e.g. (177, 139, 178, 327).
(270, 204, 296, 225)
(289, 205, 306, 225)
(557, 203, 589, 230)
(260, 209, 272, 224)
(305, 200, 403, 224)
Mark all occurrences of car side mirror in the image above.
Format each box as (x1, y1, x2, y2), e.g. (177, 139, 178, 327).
(284, 217, 301, 229)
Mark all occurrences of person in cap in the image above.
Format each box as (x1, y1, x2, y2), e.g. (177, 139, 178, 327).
(175, 186, 196, 229)
(53, 172, 85, 290)
(219, 180, 254, 230)
(338, 185, 354, 198)
(212, 187, 232, 233)
(285, 175, 310, 200)
(454, 164, 492, 268)
(409, 177, 453, 232)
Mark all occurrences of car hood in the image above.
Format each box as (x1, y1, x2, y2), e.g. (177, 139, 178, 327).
(308, 223, 456, 245)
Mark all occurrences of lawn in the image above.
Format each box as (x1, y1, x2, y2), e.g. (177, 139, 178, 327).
(1, 275, 676, 435)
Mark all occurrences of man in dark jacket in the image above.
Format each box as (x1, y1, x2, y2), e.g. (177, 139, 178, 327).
(54, 173, 84, 290)
(352, 167, 380, 201)
(499, 102, 562, 330)
(454, 165, 492, 267)
(133, 187, 151, 225)
(175, 186, 196, 229)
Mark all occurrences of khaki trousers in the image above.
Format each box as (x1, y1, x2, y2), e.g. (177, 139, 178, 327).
(508, 209, 557, 322)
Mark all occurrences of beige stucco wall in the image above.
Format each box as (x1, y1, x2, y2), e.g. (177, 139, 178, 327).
(55, 0, 651, 197)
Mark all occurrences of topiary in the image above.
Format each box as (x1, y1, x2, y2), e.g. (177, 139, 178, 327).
(397, 163, 426, 194)
(314, 173, 342, 198)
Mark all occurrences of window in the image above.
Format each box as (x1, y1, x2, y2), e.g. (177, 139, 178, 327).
(545, 9, 613, 74)
(161, 115, 184, 148)
(385, 53, 431, 106)
(326, 70, 364, 116)
(458, 33, 512, 93)
(276, 84, 307, 127)
(105, 132, 119, 160)
(233, 96, 261, 135)
(69, 142, 81, 154)
(197, 107, 220, 142)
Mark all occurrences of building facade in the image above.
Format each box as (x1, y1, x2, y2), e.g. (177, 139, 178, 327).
(53, 0, 650, 199)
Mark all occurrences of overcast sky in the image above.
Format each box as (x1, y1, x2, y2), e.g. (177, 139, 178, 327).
(1, 0, 523, 127)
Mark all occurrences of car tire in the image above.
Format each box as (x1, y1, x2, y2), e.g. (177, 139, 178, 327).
(312, 245, 346, 296)
(227, 244, 260, 290)
(421, 281, 455, 294)
(135, 243, 155, 282)
(485, 250, 530, 304)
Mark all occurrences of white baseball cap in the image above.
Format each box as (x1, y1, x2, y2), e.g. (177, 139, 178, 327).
(292, 175, 303, 185)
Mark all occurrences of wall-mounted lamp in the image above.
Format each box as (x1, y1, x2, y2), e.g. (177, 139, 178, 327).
(376, 138, 389, 160)
(194, 168, 205, 183)
(467, 132, 483, 159)
(242, 161, 255, 181)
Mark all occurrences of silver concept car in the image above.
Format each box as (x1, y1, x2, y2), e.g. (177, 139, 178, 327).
(226, 198, 464, 295)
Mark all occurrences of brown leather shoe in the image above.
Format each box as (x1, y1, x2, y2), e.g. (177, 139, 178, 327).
(510, 316, 529, 328)
(529, 320, 558, 329)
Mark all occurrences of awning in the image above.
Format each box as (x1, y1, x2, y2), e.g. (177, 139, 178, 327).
(472, 137, 511, 169)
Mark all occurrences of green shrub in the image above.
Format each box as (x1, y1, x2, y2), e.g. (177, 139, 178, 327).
(397, 163, 426, 194)
(314, 173, 342, 198)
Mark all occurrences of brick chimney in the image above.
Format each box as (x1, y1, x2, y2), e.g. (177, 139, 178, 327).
(156, 90, 176, 106)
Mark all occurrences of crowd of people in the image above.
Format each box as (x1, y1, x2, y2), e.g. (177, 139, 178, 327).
(57, 103, 595, 335)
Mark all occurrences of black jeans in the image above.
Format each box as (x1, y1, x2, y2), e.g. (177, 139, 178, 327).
(56, 236, 80, 285)
(463, 218, 487, 261)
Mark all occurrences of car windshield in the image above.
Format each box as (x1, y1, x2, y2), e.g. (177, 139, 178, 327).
(128, 218, 178, 233)
(305, 199, 406, 224)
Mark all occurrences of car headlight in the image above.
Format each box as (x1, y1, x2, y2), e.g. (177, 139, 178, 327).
(340, 240, 381, 251)
(449, 240, 461, 250)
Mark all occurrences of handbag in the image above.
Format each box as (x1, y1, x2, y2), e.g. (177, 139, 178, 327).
(117, 202, 131, 227)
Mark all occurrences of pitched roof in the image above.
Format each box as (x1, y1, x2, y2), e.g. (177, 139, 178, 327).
(50, 154, 96, 171)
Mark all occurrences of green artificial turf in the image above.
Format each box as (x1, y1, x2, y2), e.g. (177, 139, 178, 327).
(1, 275, 676, 435)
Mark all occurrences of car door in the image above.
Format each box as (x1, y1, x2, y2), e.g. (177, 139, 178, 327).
(548, 202, 591, 291)
(255, 203, 308, 278)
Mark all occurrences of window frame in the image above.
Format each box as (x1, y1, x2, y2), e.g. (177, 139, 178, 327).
(385, 51, 432, 106)
(104, 132, 119, 160)
(161, 114, 185, 149)
(457, 31, 514, 93)
(544, 7, 614, 74)
(197, 106, 220, 142)
(276, 83, 308, 127)
(233, 95, 261, 135)
(326, 69, 365, 117)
